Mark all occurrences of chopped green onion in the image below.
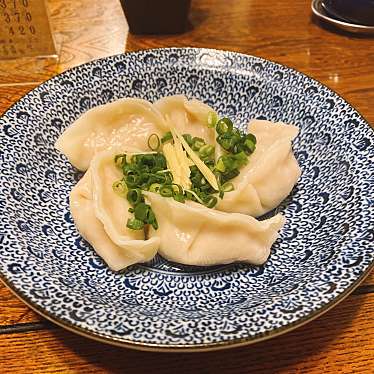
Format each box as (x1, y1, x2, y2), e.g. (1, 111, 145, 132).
(244, 138, 256, 153)
(232, 144, 241, 154)
(203, 195, 218, 208)
(185, 189, 204, 205)
(231, 128, 242, 139)
(154, 153, 167, 169)
(221, 168, 240, 182)
(123, 163, 137, 175)
(204, 159, 215, 170)
(214, 116, 257, 156)
(199, 144, 214, 158)
(134, 202, 149, 221)
(221, 155, 236, 171)
(159, 184, 173, 197)
(191, 173, 203, 186)
(112, 180, 127, 197)
(207, 111, 218, 128)
(171, 184, 183, 195)
(148, 210, 158, 230)
(127, 188, 142, 206)
(191, 137, 205, 151)
(233, 151, 248, 167)
(138, 154, 156, 168)
(164, 171, 173, 184)
(245, 133, 257, 144)
(182, 133, 193, 146)
(125, 174, 139, 188)
(200, 185, 211, 192)
(126, 218, 144, 230)
(115, 123, 251, 231)
(114, 154, 127, 168)
(216, 118, 233, 134)
(149, 183, 161, 193)
(148, 134, 160, 151)
(138, 173, 151, 186)
(222, 182, 234, 192)
(161, 131, 173, 144)
(215, 153, 247, 175)
(216, 135, 232, 151)
(215, 157, 226, 173)
(173, 193, 185, 203)
(228, 134, 241, 147)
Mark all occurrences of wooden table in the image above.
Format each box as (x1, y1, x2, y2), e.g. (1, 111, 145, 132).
(1, 0, 373, 372)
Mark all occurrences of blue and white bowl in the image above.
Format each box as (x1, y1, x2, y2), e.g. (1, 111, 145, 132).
(0, 48, 373, 351)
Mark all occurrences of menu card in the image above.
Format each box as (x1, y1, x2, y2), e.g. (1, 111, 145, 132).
(0, 0, 56, 60)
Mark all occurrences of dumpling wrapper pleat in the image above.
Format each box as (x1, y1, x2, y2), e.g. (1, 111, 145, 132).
(70, 151, 159, 271)
(56, 98, 168, 171)
(154, 95, 216, 145)
(216, 119, 301, 217)
(145, 191, 285, 266)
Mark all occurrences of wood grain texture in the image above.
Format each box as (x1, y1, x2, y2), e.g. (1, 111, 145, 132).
(0, 281, 42, 326)
(0, 294, 373, 373)
(0, 85, 37, 113)
(363, 270, 374, 286)
(0, 0, 373, 372)
(0, 0, 128, 84)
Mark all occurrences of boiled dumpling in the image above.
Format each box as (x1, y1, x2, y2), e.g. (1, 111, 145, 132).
(63, 96, 299, 271)
(154, 95, 216, 144)
(216, 119, 301, 217)
(145, 191, 285, 266)
(70, 151, 159, 271)
(56, 98, 168, 171)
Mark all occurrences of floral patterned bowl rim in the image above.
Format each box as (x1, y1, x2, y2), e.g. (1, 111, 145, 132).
(0, 48, 373, 352)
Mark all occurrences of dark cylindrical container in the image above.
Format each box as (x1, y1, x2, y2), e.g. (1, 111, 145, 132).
(323, 0, 374, 26)
(120, 0, 191, 34)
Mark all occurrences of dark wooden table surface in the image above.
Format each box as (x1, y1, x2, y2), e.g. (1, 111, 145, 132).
(0, 0, 373, 372)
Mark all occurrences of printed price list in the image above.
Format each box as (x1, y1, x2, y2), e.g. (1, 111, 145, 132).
(0, 0, 56, 59)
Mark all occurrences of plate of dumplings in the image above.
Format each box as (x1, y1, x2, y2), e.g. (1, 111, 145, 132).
(0, 48, 372, 351)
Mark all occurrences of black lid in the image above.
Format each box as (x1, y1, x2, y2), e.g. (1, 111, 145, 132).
(322, 0, 374, 26)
